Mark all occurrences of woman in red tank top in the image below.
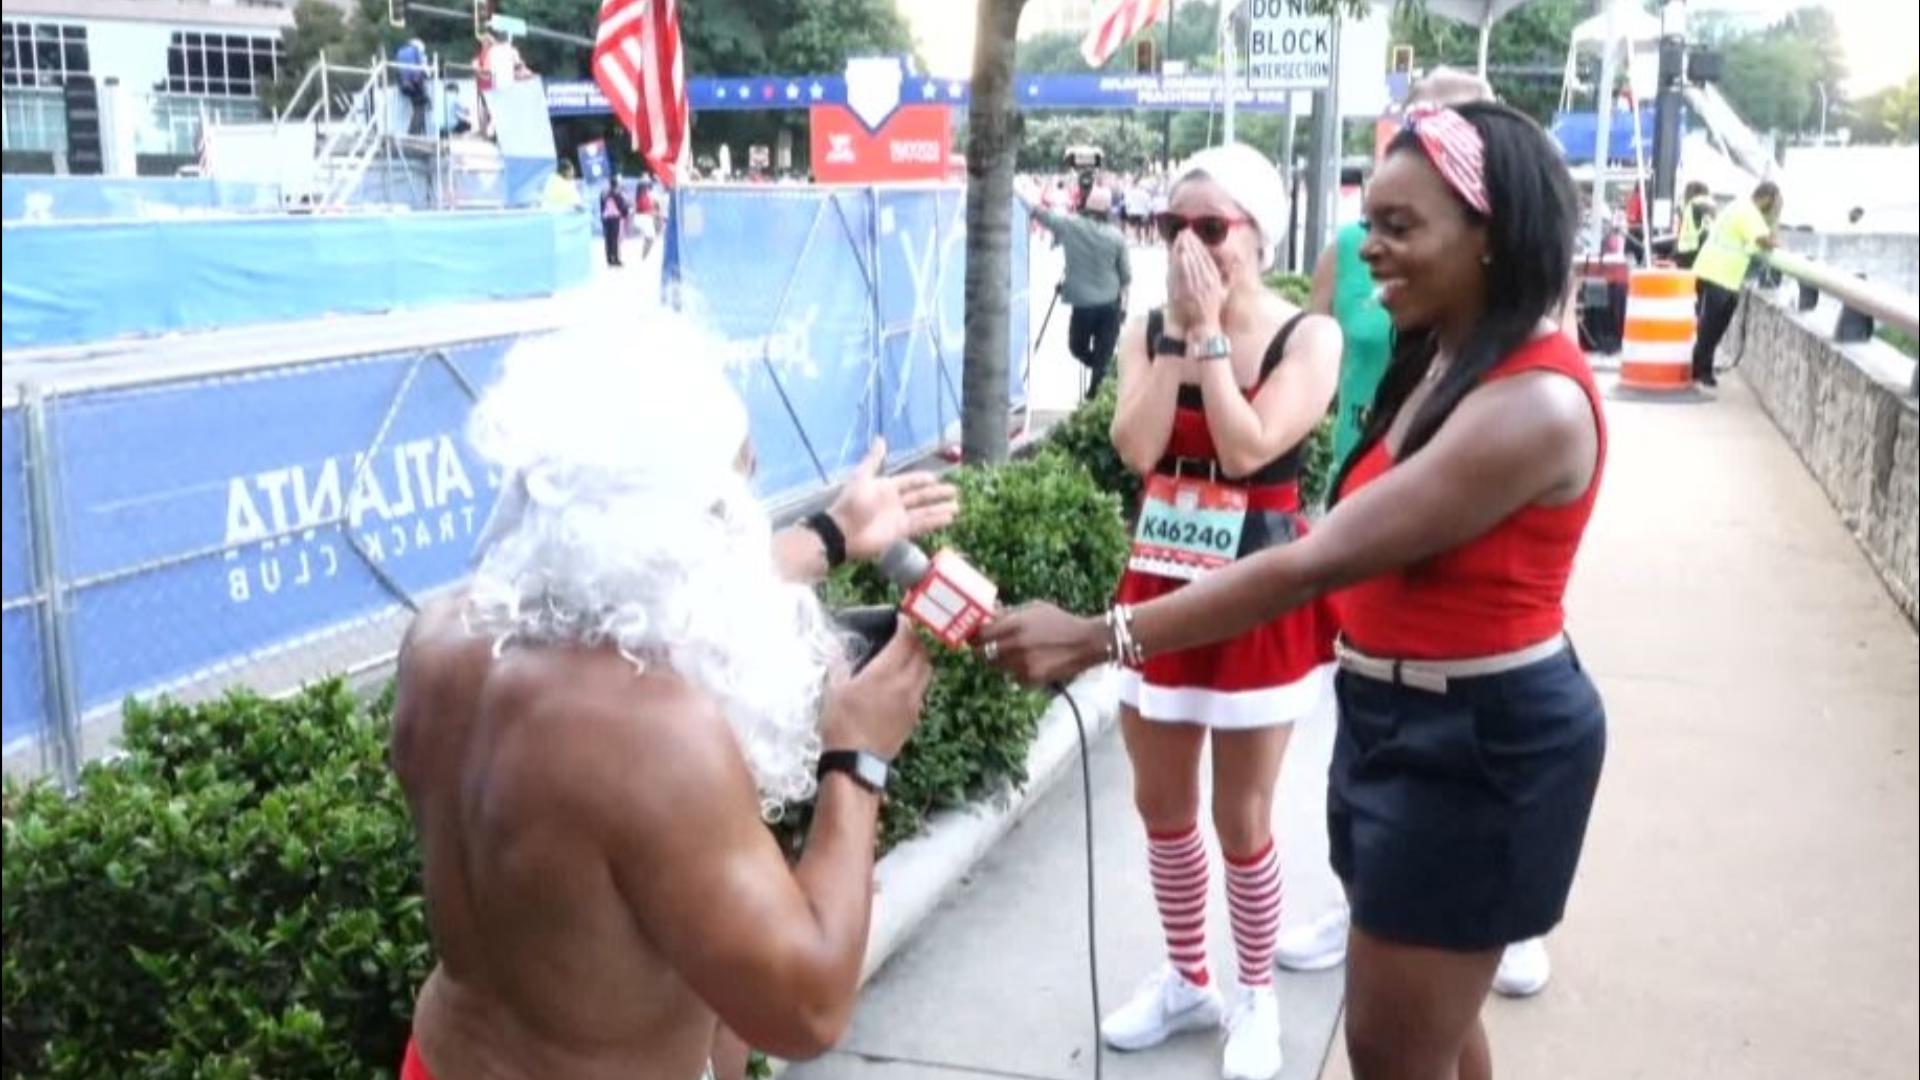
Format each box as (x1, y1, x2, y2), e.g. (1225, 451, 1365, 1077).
(984, 103, 1607, 1080)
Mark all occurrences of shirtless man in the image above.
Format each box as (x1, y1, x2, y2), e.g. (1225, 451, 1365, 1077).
(391, 317, 959, 1080)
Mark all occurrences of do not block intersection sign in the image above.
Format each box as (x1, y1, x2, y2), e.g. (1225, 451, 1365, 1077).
(1246, 0, 1334, 89)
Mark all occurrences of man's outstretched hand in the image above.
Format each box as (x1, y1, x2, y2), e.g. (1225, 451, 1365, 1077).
(828, 438, 961, 563)
(976, 602, 1108, 688)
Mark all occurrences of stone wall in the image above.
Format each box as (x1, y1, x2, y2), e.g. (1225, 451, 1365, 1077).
(1737, 292, 1919, 623)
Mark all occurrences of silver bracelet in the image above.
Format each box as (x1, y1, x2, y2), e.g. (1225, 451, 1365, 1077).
(1107, 604, 1145, 668)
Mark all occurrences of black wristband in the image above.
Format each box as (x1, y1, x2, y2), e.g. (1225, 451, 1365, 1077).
(1152, 332, 1188, 358)
(817, 749, 890, 795)
(802, 511, 847, 570)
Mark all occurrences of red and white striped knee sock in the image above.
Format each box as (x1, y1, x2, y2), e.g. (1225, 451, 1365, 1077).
(1225, 839, 1282, 988)
(1147, 825, 1212, 987)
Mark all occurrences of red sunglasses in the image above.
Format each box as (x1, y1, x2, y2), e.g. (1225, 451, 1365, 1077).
(1154, 212, 1252, 246)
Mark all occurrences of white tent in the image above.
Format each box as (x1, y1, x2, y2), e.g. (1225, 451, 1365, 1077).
(1559, 5, 1666, 111)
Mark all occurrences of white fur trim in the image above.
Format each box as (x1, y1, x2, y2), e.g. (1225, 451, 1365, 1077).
(1118, 663, 1334, 729)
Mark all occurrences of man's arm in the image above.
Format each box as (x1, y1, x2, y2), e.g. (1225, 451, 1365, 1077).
(1116, 233, 1132, 297)
(771, 438, 959, 585)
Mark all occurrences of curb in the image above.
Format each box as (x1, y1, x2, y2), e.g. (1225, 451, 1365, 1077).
(772, 664, 1121, 1073)
(860, 665, 1121, 983)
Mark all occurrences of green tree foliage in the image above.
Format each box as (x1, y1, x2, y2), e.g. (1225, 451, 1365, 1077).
(1019, 114, 1162, 172)
(260, 0, 355, 112)
(1388, 0, 1583, 124)
(681, 0, 918, 171)
(1846, 73, 1920, 145)
(1016, 0, 1225, 76)
(1715, 6, 1847, 137)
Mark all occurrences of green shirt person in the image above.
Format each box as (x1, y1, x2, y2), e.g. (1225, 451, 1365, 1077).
(1690, 181, 1780, 388)
(1309, 221, 1394, 469)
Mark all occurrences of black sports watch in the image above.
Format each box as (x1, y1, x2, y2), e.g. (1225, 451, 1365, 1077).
(817, 749, 891, 795)
(800, 511, 847, 570)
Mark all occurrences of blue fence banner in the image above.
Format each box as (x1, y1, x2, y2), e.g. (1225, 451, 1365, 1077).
(46, 341, 513, 714)
(1, 405, 47, 751)
(2, 183, 1027, 765)
(668, 185, 1030, 504)
(0, 176, 285, 223)
(1, 211, 592, 351)
(548, 73, 1329, 117)
(1551, 107, 1662, 165)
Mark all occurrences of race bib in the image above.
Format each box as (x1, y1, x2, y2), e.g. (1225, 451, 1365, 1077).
(1128, 473, 1248, 581)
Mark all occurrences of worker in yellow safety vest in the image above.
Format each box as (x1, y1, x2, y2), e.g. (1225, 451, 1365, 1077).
(1690, 180, 1780, 389)
(1673, 181, 1716, 271)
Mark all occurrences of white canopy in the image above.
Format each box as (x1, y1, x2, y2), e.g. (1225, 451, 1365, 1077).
(1569, 7, 1664, 47)
(1406, 0, 1547, 76)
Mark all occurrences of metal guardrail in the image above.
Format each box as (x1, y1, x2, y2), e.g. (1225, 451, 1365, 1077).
(1764, 248, 1920, 398)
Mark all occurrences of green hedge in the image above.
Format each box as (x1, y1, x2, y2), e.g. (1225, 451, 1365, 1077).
(3, 682, 427, 1080)
(2, 452, 1131, 1079)
(1041, 378, 1139, 514)
(817, 452, 1130, 851)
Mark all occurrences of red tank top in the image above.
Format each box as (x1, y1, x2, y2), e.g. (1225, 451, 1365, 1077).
(1329, 332, 1606, 659)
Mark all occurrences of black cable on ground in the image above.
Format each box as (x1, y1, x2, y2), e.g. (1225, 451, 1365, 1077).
(1052, 682, 1105, 1080)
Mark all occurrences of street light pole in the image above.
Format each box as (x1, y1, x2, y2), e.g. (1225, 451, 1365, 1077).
(1814, 81, 1828, 142)
(1161, 0, 1176, 170)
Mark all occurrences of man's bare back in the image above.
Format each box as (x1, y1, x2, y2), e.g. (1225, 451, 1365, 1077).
(394, 587, 933, 1080)
(394, 595, 727, 1079)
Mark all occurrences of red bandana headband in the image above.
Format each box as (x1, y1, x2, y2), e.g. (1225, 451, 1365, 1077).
(1403, 104, 1491, 217)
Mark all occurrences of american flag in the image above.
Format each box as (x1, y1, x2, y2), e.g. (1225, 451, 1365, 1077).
(1081, 0, 1170, 68)
(593, 0, 686, 186)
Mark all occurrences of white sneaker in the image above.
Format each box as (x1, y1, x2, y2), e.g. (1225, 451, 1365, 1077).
(1274, 905, 1351, 972)
(1492, 938, 1552, 998)
(1221, 984, 1284, 1080)
(1101, 965, 1226, 1052)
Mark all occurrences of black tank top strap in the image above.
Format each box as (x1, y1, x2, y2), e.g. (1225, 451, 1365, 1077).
(1254, 310, 1310, 387)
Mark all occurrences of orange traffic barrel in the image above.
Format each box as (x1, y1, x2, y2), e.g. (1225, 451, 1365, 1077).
(1619, 268, 1697, 391)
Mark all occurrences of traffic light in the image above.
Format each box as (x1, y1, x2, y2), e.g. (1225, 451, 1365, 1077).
(1135, 39, 1156, 75)
(473, 0, 489, 39)
(388, 0, 405, 29)
(1390, 45, 1414, 75)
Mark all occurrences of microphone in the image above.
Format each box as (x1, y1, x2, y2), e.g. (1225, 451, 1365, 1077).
(834, 605, 901, 675)
(875, 540, 999, 649)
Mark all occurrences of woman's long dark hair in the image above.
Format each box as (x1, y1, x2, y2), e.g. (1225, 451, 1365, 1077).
(1328, 101, 1579, 505)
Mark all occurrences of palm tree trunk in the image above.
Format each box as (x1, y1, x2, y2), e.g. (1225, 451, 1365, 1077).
(961, 0, 1027, 465)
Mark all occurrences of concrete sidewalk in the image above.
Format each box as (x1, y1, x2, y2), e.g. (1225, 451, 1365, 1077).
(792, 360, 1918, 1078)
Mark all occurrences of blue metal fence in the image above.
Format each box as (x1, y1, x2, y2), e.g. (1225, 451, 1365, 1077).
(0, 176, 285, 222)
(0, 404, 47, 752)
(1, 185, 1032, 777)
(1, 211, 594, 351)
(669, 185, 1031, 505)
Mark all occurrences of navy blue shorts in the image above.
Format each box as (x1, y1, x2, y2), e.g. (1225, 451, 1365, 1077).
(1328, 647, 1607, 952)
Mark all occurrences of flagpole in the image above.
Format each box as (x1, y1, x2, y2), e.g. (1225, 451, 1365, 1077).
(1220, 0, 1236, 144)
(1161, 0, 1175, 170)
